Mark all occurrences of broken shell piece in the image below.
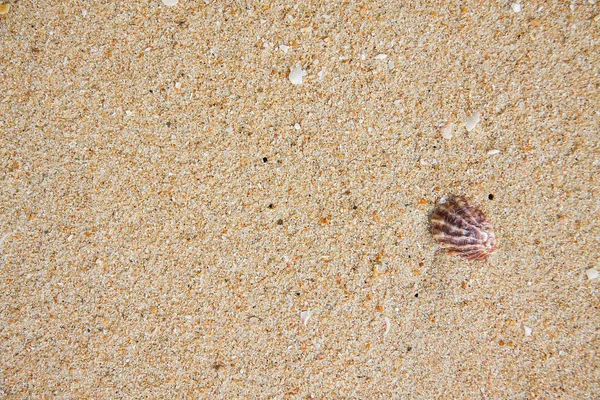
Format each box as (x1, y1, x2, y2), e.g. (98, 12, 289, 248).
(487, 149, 501, 155)
(439, 122, 454, 139)
(162, 0, 178, 6)
(289, 64, 306, 85)
(524, 326, 532, 336)
(465, 111, 481, 132)
(586, 268, 598, 280)
(511, 2, 522, 12)
(300, 310, 312, 326)
(384, 317, 391, 335)
(0, 4, 9, 15)
(430, 195, 497, 260)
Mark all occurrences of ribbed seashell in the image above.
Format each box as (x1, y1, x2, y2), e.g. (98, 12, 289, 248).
(430, 196, 497, 260)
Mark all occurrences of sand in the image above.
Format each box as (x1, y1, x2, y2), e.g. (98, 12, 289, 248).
(1, 0, 599, 398)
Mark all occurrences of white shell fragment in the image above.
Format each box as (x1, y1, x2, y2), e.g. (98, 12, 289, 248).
(0, 4, 9, 15)
(511, 2, 522, 13)
(465, 111, 481, 132)
(289, 64, 306, 85)
(487, 149, 501, 155)
(586, 268, 599, 280)
(439, 122, 454, 139)
(300, 310, 312, 326)
(375, 54, 388, 60)
(279, 44, 290, 53)
(524, 326, 532, 336)
(384, 317, 391, 335)
(162, 0, 178, 6)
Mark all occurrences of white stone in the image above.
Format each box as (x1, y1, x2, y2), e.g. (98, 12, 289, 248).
(586, 268, 599, 280)
(524, 326, 532, 336)
(162, 0, 178, 6)
(375, 54, 388, 60)
(511, 2, 521, 13)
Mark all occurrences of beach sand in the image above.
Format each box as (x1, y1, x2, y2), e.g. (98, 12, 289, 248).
(1, 1, 599, 398)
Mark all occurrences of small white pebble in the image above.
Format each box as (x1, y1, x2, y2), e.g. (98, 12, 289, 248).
(439, 122, 454, 139)
(279, 44, 290, 53)
(317, 69, 325, 80)
(586, 268, 599, 280)
(388, 60, 395, 69)
(82, 9, 87, 17)
(300, 310, 311, 326)
(524, 326, 532, 336)
(294, 123, 301, 130)
(225, 127, 234, 134)
(511, 2, 521, 13)
(375, 54, 388, 60)
(289, 64, 306, 85)
(465, 111, 481, 132)
(487, 149, 501, 155)
(162, 0, 178, 6)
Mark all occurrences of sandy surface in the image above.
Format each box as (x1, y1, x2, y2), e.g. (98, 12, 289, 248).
(1, 0, 599, 398)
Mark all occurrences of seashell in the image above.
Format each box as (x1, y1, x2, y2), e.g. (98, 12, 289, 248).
(430, 196, 497, 260)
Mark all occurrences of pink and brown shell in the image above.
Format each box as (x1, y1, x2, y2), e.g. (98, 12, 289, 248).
(430, 196, 497, 260)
